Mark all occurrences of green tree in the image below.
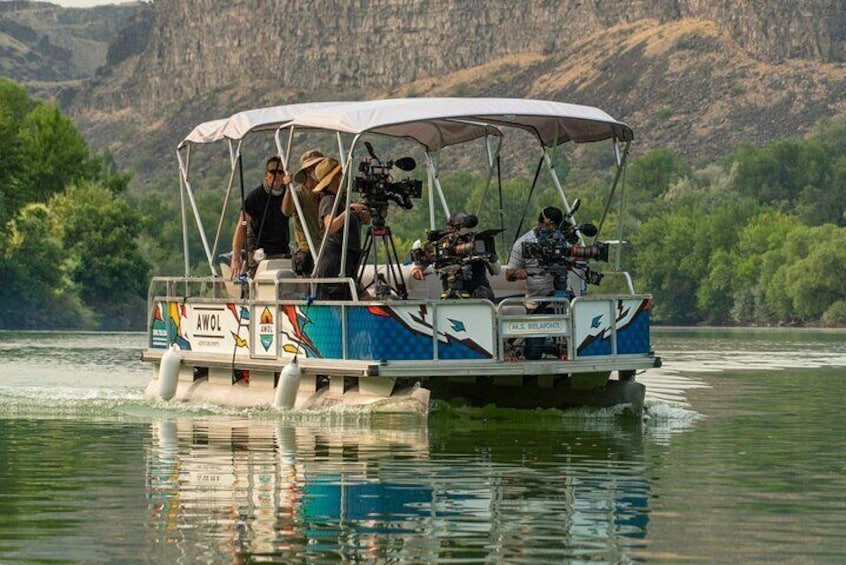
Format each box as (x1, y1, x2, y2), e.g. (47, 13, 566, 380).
(627, 148, 690, 201)
(0, 203, 91, 328)
(51, 183, 151, 328)
(721, 211, 796, 324)
(16, 104, 97, 204)
(731, 138, 840, 225)
(0, 79, 36, 223)
(631, 209, 700, 323)
(779, 225, 846, 321)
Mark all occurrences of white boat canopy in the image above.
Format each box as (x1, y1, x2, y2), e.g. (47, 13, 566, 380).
(177, 102, 350, 148)
(285, 97, 633, 149)
(179, 118, 229, 148)
(173, 97, 633, 277)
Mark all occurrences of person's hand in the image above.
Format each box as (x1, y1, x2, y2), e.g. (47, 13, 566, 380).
(513, 268, 528, 280)
(351, 203, 371, 224)
(410, 265, 425, 280)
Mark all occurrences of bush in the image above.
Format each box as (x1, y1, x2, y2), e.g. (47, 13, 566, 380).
(822, 300, 846, 327)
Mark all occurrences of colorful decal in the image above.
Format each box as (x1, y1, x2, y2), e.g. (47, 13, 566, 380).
(149, 302, 192, 350)
(278, 302, 494, 360)
(280, 304, 321, 356)
(148, 300, 251, 354)
(227, 303, 250, 321)
(258, 306, 275, 353)
(574, 298, 651, 357)
(437, 303, 495, 359)
(231, 332, 248, 348)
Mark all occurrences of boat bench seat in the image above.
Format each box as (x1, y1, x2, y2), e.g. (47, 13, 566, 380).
(253, 259, 305, 300)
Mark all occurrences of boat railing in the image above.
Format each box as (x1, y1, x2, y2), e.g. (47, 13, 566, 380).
(496, 296, 573, 360)
(148, 275, 362, 303)
(148, 276, 233, 302)
(597, 270, 637, 295)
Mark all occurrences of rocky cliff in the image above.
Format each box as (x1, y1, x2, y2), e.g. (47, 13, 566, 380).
(79, 0, 845, 112)
(0, 1, 146, 89)
(27, 1, 846, 181)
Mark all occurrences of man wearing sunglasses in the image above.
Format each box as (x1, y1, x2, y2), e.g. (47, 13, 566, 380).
(231, 156, 291, 278)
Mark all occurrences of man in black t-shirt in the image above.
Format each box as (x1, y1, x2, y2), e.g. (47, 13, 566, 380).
(231, 156, 291, 278)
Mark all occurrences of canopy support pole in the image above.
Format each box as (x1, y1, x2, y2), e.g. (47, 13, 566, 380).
(426, 152, 450, 227)
(596, 140, 630, 240)
(275, 127, 318, 261)
(176, 145, 218, 276)
(210, 139, 241, 266)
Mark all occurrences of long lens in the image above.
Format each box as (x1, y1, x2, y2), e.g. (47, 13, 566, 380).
(569, 242, 609, 262)
(451, 241, 476, 257)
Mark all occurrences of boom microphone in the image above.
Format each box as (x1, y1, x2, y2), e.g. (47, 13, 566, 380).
(364, 141, 378, 160)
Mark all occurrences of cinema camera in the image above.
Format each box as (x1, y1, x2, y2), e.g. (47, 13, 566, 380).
(412, 213, 500, 272)
(410, 213, 501, 297)
(522, 225, 608, 287)
(354, 142, 423, 227)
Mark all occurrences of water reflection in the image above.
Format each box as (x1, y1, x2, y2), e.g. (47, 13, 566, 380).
(146, 416, 650, 563)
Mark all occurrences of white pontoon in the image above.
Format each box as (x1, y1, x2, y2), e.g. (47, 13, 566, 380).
(141, 98, 660, 415)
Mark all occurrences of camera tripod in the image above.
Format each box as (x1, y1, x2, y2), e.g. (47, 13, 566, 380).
(356, 217, 409, 300)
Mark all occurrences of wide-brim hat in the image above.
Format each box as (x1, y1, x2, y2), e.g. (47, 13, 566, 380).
(312, 158, 342, 193)
(293, 150, 324, 184)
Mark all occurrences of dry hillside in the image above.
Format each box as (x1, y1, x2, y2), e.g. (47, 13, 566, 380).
(4, 1, 845, 184)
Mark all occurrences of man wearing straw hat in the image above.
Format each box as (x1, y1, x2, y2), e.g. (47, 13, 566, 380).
(282, 149, 325, 276)
(312, 157, 371, 299)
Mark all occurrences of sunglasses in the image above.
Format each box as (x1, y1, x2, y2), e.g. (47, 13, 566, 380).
(266, 169, 284, 175)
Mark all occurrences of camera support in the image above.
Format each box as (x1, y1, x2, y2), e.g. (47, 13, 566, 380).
(356, 219, 409, 300)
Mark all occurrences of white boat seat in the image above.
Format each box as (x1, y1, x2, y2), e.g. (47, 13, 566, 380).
(253, 259, 305, 300)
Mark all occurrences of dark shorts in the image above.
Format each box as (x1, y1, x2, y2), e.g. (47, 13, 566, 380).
(292, 250, 314, 276)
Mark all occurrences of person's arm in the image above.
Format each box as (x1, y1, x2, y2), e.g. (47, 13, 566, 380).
(281, 184, 296, 217)
(231, 210, 249, 277)
(505, 239, 527, 281)
(324, 203, 370, 234)
(323, 210, 346, 234)
(505, 267, 527, 281)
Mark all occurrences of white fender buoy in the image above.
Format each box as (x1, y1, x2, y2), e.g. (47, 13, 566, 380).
(274, 358, 302, 410)
(158, 344, 181, 401)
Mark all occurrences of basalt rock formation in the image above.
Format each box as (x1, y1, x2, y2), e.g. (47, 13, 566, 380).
(7, 1, 846, 183)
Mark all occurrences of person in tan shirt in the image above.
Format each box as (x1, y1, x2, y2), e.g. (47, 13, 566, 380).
(282, 150, 324, 276)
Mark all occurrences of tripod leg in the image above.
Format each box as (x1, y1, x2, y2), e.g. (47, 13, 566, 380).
(384, 229, 408, 299)
(356, 228, 376, 292)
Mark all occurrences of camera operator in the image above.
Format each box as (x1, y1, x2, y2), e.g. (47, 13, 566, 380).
(506, 207, 566, 297)
(410, 212, 499, 300)
(505, 206, 566, 360)
(312, 157, 372, 300)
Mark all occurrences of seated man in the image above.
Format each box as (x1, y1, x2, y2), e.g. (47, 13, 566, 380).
(505, 206, 566, 359)
(410, 212, 499, 300)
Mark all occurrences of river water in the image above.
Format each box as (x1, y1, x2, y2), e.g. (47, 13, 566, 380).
(0, 328, 844, 563)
